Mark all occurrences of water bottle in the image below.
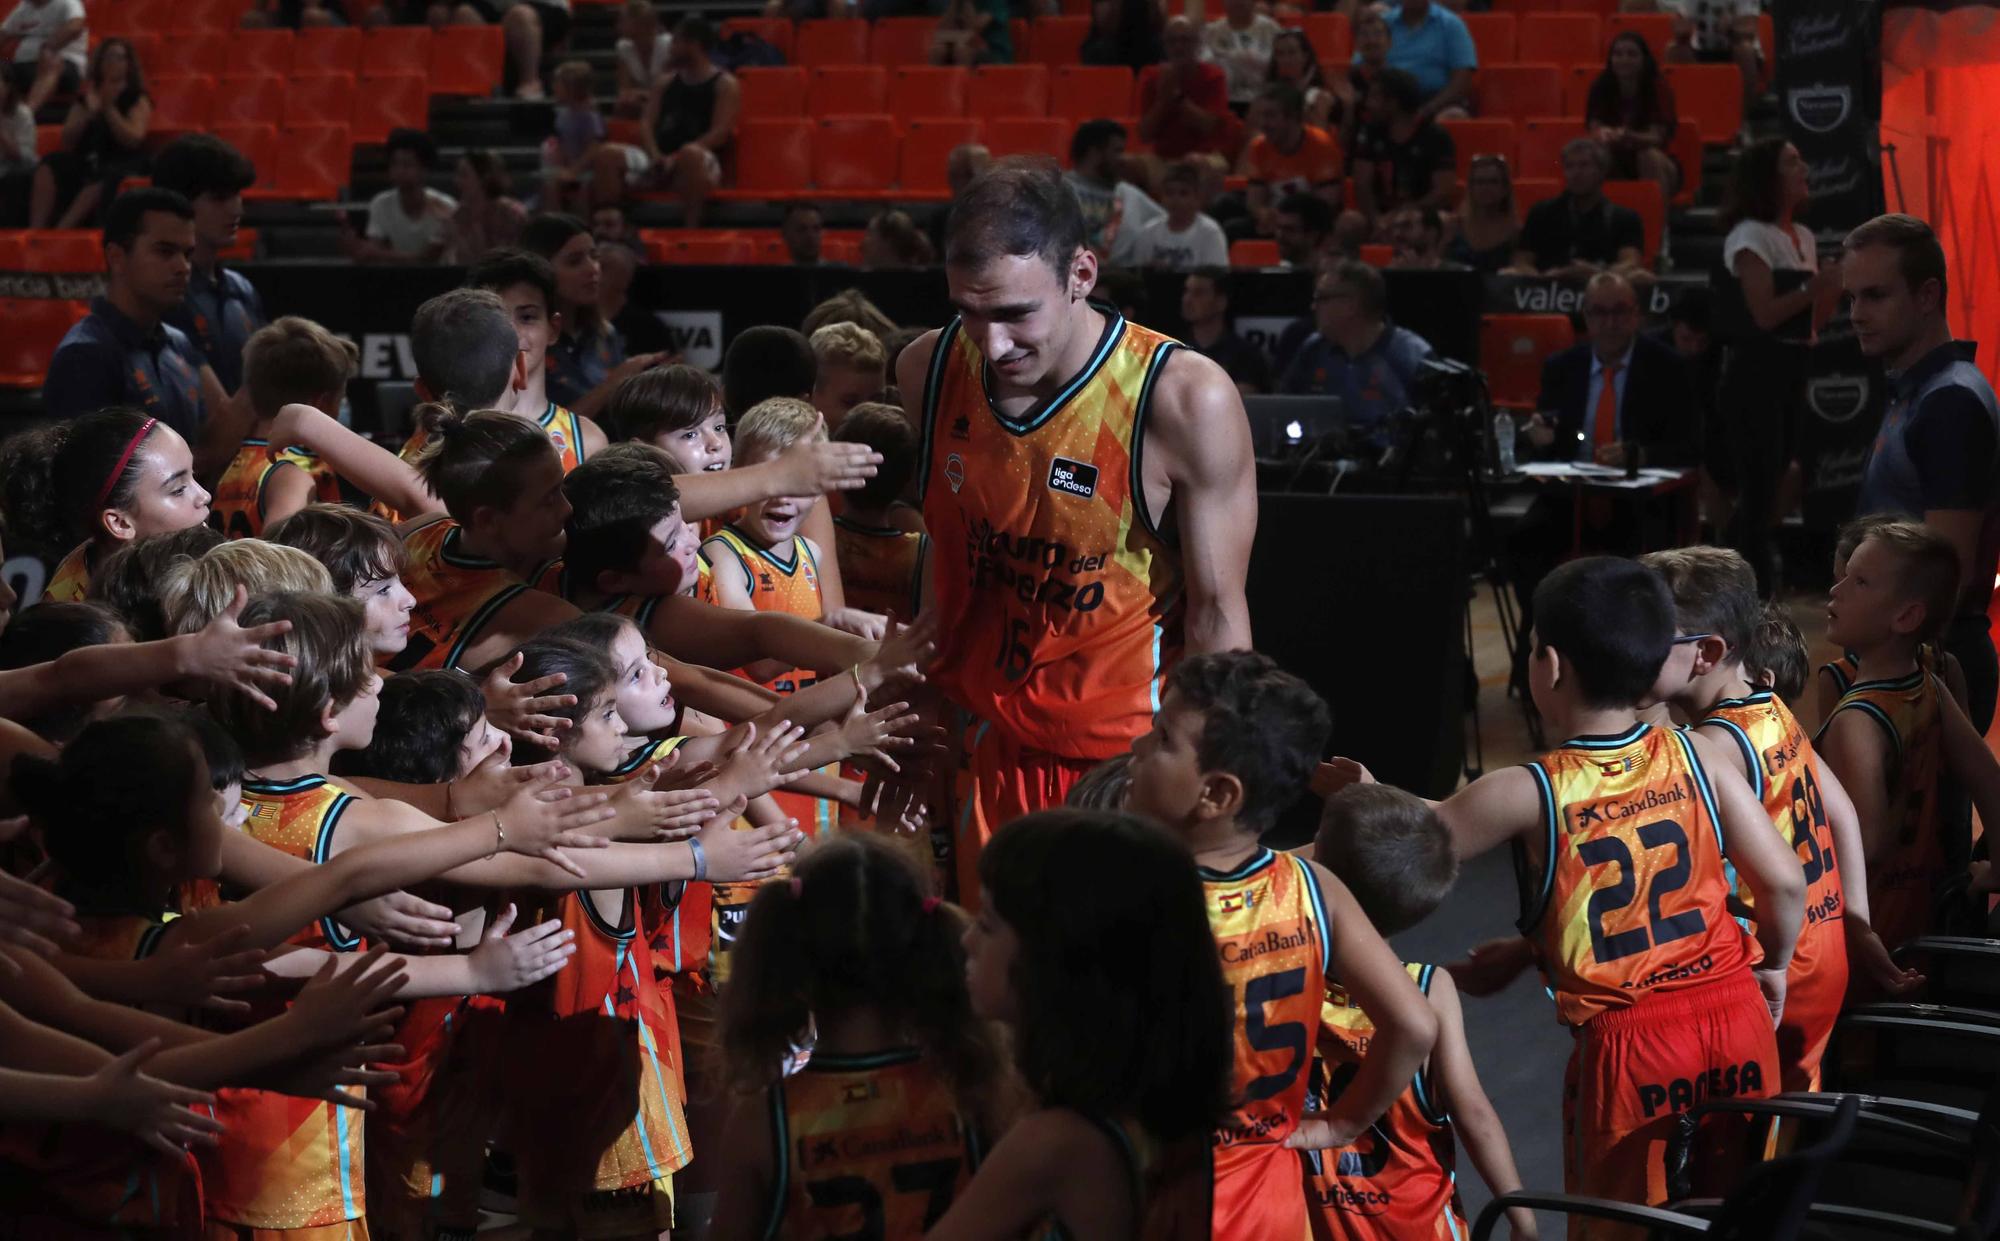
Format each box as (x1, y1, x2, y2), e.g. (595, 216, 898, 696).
(1493, 410, 1517, 475)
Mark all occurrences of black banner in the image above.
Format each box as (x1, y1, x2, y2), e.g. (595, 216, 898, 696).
(1773, 0, 1887, 231)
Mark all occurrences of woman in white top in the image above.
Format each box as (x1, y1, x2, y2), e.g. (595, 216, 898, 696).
(1717, 137, 1843, 593)
(1203, 0, 1281, 107)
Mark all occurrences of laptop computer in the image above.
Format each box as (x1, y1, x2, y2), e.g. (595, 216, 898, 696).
(1242, 394, 1346, 458)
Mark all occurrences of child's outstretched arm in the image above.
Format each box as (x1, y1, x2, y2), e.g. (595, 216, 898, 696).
(1811, 760, 1925, 996)
(1424, 969, 1537, 1240)
(214, 828, 462, 951)
(0, 1036, 222, 1155)
(255, 903, 575, 1001)
(269, 403, 445, 521)
(1286, 863, 1438, 1150)
(643, 594, 874, 675)
(672, 436, 881, 521)
(1688, 731, 1804, 1025)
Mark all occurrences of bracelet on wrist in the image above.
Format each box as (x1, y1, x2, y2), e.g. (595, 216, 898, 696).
(492, 810, 505, 855)
(689, 836, 708, 883)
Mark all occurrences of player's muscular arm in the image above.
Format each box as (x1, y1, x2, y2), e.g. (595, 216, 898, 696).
(925, 1109, 1134, 1241)
(1148, 350, 1254, 655)
(1424, 971, 1538, 1241)
(1286, 863, 1437, 1150)
(1688, 731, 1803, 997)
(1816, 711, 1894, 870)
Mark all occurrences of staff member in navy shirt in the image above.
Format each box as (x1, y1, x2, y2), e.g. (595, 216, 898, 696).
(1279, 259, 1435, 442)
(151, 133, 265, 394)
(42, 188, 248, 479)
(1848, 212, 2000, 729)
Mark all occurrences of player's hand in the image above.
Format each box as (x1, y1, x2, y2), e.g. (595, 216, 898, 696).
(494, 765, 617, 876)
(697, 813, 803, 883)
(1849, 925, 1924, 998)
(286, 946, 407, 1052)
(1753, 965, 1787, 1028)
(1310, 758, 1374, 800)
(464, 903, 576, 994)
(482, 653, 575, 751)
(276, 1039, 404, 1111)
(0, 823, 79, 962)
(450, 749, 568, 819)
(1282, 1115, 1367, 1151)
(336, 891, 461, 952)
(135, 924, 269, 1017)
(713, 721, 813, 801)
(602, 765, 721, 842)
(178, 586, 298, 711)
(857, 770, 930, 835)
(1444, 936, 1535, 998)
(824, 607, 888, 641)
(859, 612, 939, 698)
(774, 435, 880, 496)
(83, 1038, 224, 1156)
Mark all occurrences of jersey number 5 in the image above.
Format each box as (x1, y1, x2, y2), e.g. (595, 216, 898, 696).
(1577, 820, 1708, 964)
(1244, 967, 1308, 1101)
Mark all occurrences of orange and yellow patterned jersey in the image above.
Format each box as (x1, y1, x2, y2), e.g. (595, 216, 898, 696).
(239, 774, 364, 952)
(917, 311, 1184, 761)
(42, 543, 90, 603)
(210, 438, 343, 539)
(694, 553, 720, 607)
(401, 401, 588, 473)
(832, 514, 928, 621)
(1203, 848, 1329, 1165)
(1815, 670, 1945, 949)
(1304, 963, 1465, 1241)
(391, 518, 530, 674)
(1516, 723, 1755, 1027)
(705, 525, 825, 697)
(760, 1047, 982, 1240)
(530, 555, 671, 633)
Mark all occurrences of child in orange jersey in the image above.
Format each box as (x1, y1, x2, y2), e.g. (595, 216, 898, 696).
(830, 402, 929, 620)
(1814, 513, 1968, 726)
(450, 248, 609, 466)
(1816, 521, 2000, 954)
(1643, 546, 1922, 1087)
(709, 833, 1005, 1241)
(1328, 557, 1804, 1234)
(931, 808, 1231, 1241)
(1122, 651, 1437, 1241)
(1307, 784, 1536, 1241)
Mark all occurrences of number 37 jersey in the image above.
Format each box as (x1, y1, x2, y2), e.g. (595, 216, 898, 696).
(1517, 724, 1754, 1027)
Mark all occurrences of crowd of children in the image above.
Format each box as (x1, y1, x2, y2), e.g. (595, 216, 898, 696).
(0, 196, 1990, 1241)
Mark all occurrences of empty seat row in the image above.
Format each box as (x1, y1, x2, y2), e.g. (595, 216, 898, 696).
(125, 27, 502, 98)
(151, 72, 427, 144)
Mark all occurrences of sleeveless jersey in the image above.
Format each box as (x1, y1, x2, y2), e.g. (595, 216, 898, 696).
(706, 525, 825, 697)
(759, 1047, 982, 1241)
(393, 518, 530, 673)
(530, 555, 670, 633)
(1820, 652, 1859, 700)
(605, 736, 712, 988)
(917, 310, 1184, 760)
(1815, 670, 1945, 949)
(1516, 724, 1755, 1027)
(209, 438, 342, 539)
(1038, 1114, 1213, 1241)
(832, 515, 928, 620)
(42, 543, 90, 603)
(401, 400, 588, 472)
(201, 774, 367, 1229)
(1304, 963, 1464, 1241)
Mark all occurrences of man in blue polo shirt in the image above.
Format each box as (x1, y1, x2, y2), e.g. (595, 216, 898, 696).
(151, 133, 266, 395)
(42, 188, 245, 476)
(1279, 259, 1435, 442)
(1378, 0, 1476, 121)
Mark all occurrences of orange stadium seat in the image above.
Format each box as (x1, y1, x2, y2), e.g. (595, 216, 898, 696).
(285, 72, 357, 128)
(210, 122, 278, 187)
(665, 233, 757, 263)
(367, 26, 434, 78)
(720, 17, 793, 60)
(814, 115, 899, 193)
(230, 29, 294, 76)
(1669, 116, 1701, 205)
(1605, 13, 1674, 58)
(295, 27, 362, 74)
(429, 27, 499, 97)
(1480, 314, 1574, 409)
(214, 75, 287, 127)
(796, 19, 870, 67)
(968, 64, 1049, 117)
(171, 30, 230, 77)
(987, 116, 1068, 161)
(1461, 13, 1516, 66)
(808, 65, 888, 115)
(246, 123, 351, 200)
(888, 66, 967, 117)
(0, 299, 89, 389)
(1518, 14, 1601, 66)
(148, 75, 215, 134)
(1516, 116, 1586, 179)
(823, 233, 863, 264)
(1050, 65, 1133, 123)
(0, 232, 24, 268)
(1299, 12, 1351, 64)
(1664, 63, 1743, 142)
(870, 16, 938, 65)
(1487, 0, 1540, 12)
(1604, 178, 1664, 264)
(352, 71, 429, 143)
(1025, 16, 1089, 68)
(21, 231, 101, 272)
(1476, 64, 1563, 118)
(109, 32, 163, 72)
(1561, 0, 1617, 15)
(1439, 117, 1515, 183)
(217, 226, 258, 261)
(1514, 176, 1560, 208)
(739, 67, 808, 118)
(718, 119, 812, 199)
(1563, 62, 1597, 115)
(1228, 238, 1279, 266)
(898, 116, 980, 198)
(174, 0, 250, 29)
(1359, 242, 1394, 266)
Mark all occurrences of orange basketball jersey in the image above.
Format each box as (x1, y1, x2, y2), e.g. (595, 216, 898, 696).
(917, 311, 1184, 760)
(401, 400, 588, 471)
(1204, 847, 1328, 1241)
(210, 438, 343, 539)
(42, 543, 90, 603)
(392, 517, 530, 674)
(1815, 670, 1945, 950)
(529, 555, 670, 632)
(760, 1047, 982, 1240)
(832, 514, 928, 620)
(1517, 724, 1756, 1027)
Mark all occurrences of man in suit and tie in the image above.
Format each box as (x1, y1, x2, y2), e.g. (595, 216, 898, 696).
(1524, 271, 1697, 467)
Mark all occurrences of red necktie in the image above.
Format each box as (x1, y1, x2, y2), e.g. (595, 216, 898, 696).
(1593, 359, 1622, 448)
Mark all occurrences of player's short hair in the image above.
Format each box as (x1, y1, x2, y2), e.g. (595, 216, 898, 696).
(722, 326, 816, 419)
(734, 397, 825, 466)
(1314, 784, 1457, 935)
(412, 409, 558, 523)
(87, 525, 224, 642)
(242, 316, 359, 418)
(946, 159, 1089, 281)
(209, 592, 372, 765)
(830, 402, 916, 511)
(162, 540, 334, 635)
(801, 288, 900, 340)
(266, 504, 404, 594)
(1165, 651, 1331, 835)
(0, 601, 128, 741)
(1835, 511, 1902, 569)
(1532, 557, 1676, 709)
(810, 322, 888, 375)
(1863, 521, 1962, 644)
(333, 670, 486, 785)
(150, 133, 257, 201)
(1065, 753, 1132, 812)
(563, 443, 684, 590)
(465, 247, 558, 317)
(104, 187, 191, 254)
(410, 288, 517, 411)
(602, 364, 722, 445)
(1744, 603, 1809, 704)
(1844, 212, 1949, 303)
(1638, 546, 1760, 657)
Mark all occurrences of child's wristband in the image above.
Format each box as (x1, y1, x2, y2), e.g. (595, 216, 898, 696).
(689, 836, 708, 883)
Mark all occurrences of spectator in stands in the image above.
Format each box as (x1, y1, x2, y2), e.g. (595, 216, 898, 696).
(1443, 153, 1521, 275)
(150, 134, 264, 395)
(614, 0, 671, 116)
(1380, 0, 1474, 123)
(1387, 206, 1458, 270)
(343, 128, 455, 264)
(1064, 119, 1164, 260)
(542, 60, 608, 214)
(1266, 29, 1334, 130)
(596, 238, 669, 355)
(611, 15, 739, 227)
(0, 71, 30, 223)
(1127, 158, 1229, 270)
(1180, 267, 1270, 395)
(1241, 82, 1341, 236)
(1139, 17, 1242, 161)
(447, 148, 527, 263)
(930, 0, 1013, 66)
(1585, 32, 1680, 204)
(1279, 260, 1436, 441)
(1272, 190, 1333, 267)
(802, 288, 899, 339)
(1514, 137, 1645, 279)
(1205, 0, 1282, 111)
(1646, 0, 1761, 143)
(590, 202, 631, 246)
(1525, 271, 1695, 468)
(1079, 0, 1163, 72)
(810, 322, 888, 427)
(524, 210, 666, 417)
(0, 0, 84, 115)
(27, 37, 149, 230)
(1340, 67, 1456, 247)
(722, 324, 815, 419)
(860, 208, 936, 270)
(1332, 7, 1392, 149)
(44, 189, 233, 453)
(782, 202, 824, 266)
(1719, 136, 1841, 594)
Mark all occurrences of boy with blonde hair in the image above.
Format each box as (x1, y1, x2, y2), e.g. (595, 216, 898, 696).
(808, 321, 888, 428)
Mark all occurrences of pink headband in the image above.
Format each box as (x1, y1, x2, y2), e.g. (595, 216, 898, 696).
(94, 417, 156, 510)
